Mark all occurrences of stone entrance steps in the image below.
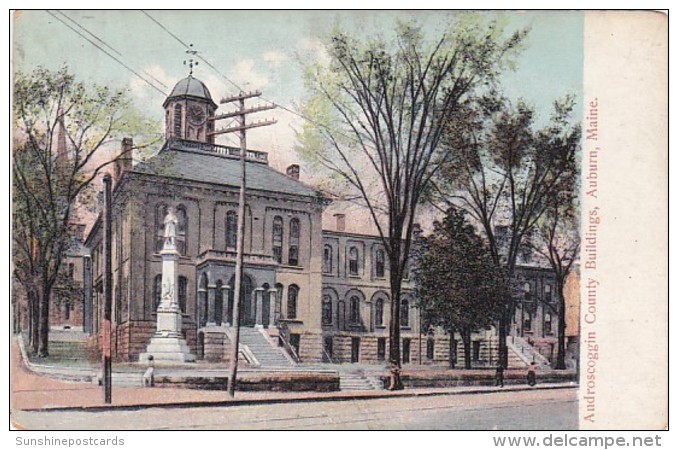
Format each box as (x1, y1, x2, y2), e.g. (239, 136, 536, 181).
(238, 328, 294, 368)
(339, 372, 383, 391)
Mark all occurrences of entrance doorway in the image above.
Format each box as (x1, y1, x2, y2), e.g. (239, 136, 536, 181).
(351, 337, 360, 363)
(228, 275, 254, 326)
(403, 338, 411, 364)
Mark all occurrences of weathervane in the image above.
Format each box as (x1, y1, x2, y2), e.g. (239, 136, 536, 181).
(183, 44, 199, 76)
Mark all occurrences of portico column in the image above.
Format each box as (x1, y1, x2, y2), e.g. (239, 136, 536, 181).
(207, 284, 217, 325)
(222, 286, 231, 326)
(255, 288, 265, 326)
(268, 289, 277, 327)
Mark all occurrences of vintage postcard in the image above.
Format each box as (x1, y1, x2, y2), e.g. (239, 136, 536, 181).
(9, 9, 667, 436)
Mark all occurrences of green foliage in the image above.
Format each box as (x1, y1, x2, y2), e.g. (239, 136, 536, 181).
(12, 66, 157, 353)
(414, 208, 509, 335)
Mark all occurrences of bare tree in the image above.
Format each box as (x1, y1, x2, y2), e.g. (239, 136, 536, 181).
(298, 18, 527, 389)
(12, 66, 157, 356)
(430, 95, 580, 367)
(526, 189, 579, 369)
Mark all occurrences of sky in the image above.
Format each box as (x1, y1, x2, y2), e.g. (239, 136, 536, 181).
(12, 10, 584, 232)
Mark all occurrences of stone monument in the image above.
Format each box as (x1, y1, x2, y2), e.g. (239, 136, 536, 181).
(139, 207, 196, 362)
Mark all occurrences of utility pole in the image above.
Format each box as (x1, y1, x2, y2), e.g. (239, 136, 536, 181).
(209, 91, 275, 398)
(102, 173, 113, 404)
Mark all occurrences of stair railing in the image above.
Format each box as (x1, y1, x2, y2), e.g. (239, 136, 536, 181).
(277, 323, 300, 363)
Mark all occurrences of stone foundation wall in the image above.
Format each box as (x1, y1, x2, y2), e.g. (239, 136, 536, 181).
(299, 332, 322, 363)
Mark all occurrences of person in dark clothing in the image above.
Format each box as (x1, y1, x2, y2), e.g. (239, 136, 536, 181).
(527, 361, 537, 386)
(495, 363, 505, 387)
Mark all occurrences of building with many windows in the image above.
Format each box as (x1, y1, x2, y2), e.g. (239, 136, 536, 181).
(82, 74, 561, 367)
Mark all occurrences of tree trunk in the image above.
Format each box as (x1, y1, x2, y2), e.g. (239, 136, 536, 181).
(499, 311, 509, 368)
(448, 331, 456, 369)
(38, 286, 50, 357)
(462, 328, 472, 369)
(29, 289, 40, 355)
(555, 277, 567, 370)
(387, 250, 403, 391)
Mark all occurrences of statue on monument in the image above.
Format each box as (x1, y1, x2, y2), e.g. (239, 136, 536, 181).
(163, 206, 178, 249)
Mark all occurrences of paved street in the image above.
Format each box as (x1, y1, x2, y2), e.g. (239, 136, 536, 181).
(13, 388, 576, 430)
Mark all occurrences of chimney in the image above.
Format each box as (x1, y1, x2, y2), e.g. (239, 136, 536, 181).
(334, 213, 346, 232)
(114, 138, 133, 183)
(286, 164, 300, 180)
(56, 107, 67, 161)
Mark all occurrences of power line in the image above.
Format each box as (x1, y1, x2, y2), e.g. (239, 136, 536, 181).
(46, 10, 168, 97)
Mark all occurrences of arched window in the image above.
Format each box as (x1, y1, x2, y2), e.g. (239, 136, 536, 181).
(175, 205, 188, 255)
(287, 285, 299, 319)
(288, 218, 300, 266)
(524, 311, 533, 331)
(198, 273, 208, 327)
(272, 216, 283, 263)
(375, 249, 385, 278)
(215, 280, 223, 326)
(322, 294, 332, 326)
(174, 104, 182, 137)
(178, 276, 187, 313)
(153, 274, 162, 310)
(400, 299, 409, 327)
(349, 295, 360, 323)
(349, 247, 359, 276)
(155, 204, 167, 253)
(323, 245, 333, 273)
(524, 282, 532, 301)
(375, 298, 385, 327)
(225, 211, 237, 249)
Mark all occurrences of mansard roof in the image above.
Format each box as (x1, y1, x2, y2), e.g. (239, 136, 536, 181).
(131, 141, 321, 199)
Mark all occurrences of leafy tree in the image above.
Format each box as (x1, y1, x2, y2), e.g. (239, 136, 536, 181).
(414, 208, 508, 369)
(429, 94, 580, 367)
(12, 66, 156, 356)
(298, 16, 527, 389)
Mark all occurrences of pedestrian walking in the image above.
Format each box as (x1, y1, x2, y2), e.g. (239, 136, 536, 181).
(527, 361, 537, 386)
(495, 363, 505, 387)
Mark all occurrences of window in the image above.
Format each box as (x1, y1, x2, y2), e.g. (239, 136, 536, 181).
(544, 313, 552, 334)
(174, 104, 182, 137)
(349, 247, 359, 276)
(287, 285, 299, 319)
(175, 205, 188, 255)
(377, 338, 386, 361)
(472, 341, 481, 361)
(272, 216, 283, 263)
(68, 263, 74, 280)
(524, 282, 532, 302)
(544, 284, 552, 302)
(349, 295, 360, 323)
(215, 280, 223, 326)
(178, 276, 187, 313)
(375, 298, 385, 327)
(225, 211, 237, 249)
(323, 245, 333, 273)
(375, 249, 385, 278)
(323, 336, 333, 361)
(198, 273, 208, 327)
(400, 299, 409, 327)
(427, 337, 435, 360)
(288, 218, 300, 266)
(153, 274, 162, 310)
(524, 311, 533, 331)
(322, 295, 332, 326)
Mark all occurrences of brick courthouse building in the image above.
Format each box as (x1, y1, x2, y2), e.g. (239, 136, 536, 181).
(83, 75, 562, 366)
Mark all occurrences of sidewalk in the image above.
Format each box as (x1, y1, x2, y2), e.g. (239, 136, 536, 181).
(11, 340, 577, 413)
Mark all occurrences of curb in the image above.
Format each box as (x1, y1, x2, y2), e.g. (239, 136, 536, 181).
(21, 383, 577, 413)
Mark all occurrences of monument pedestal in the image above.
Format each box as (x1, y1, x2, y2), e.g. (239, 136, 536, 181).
(139, 307, 196, 363)
(139, 231, 196, 363)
